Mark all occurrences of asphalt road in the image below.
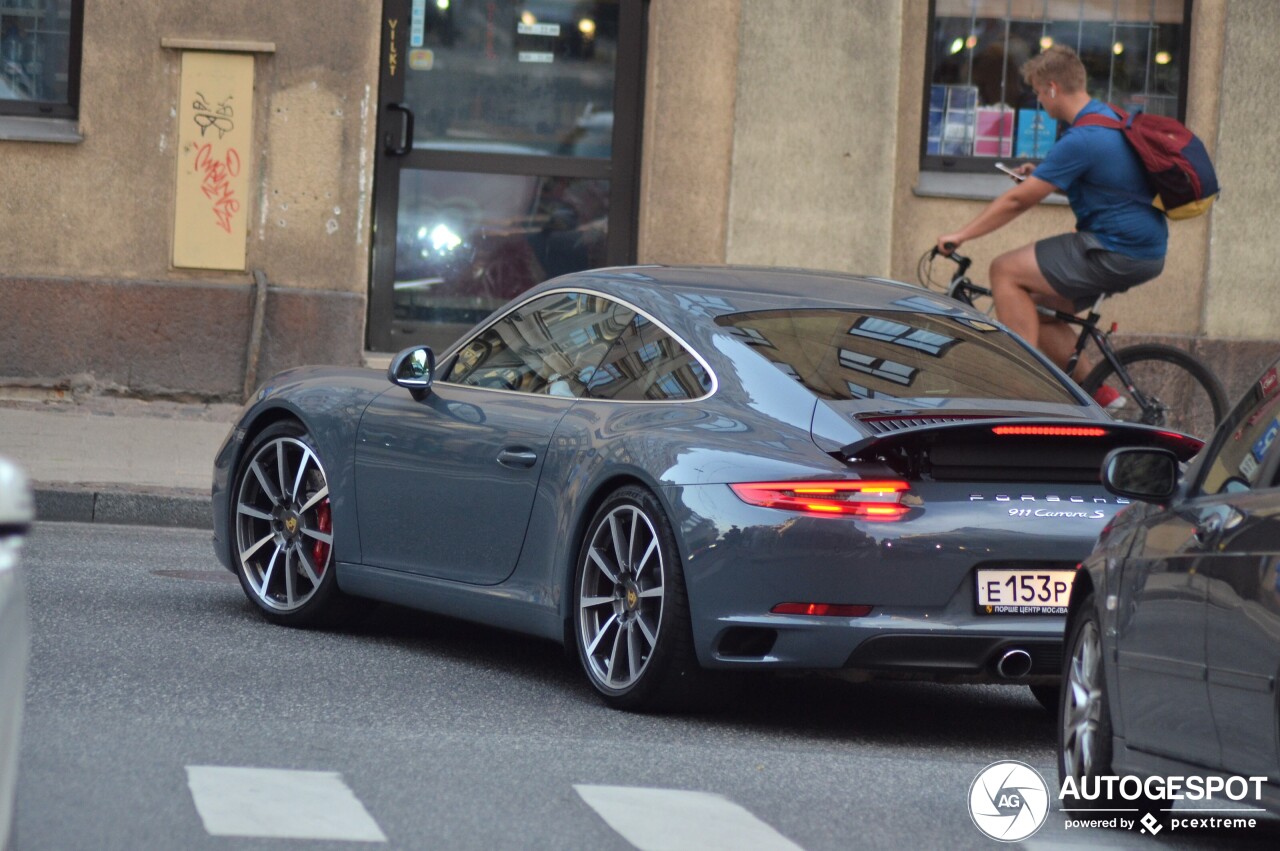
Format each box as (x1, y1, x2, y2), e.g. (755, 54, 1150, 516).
(13, 522, 1280, 850)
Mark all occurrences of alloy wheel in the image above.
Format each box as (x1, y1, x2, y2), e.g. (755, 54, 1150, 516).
(234, 435, 333, 612)
(578, 504, 666, 690)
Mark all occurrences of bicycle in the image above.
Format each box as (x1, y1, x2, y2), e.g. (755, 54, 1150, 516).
(918, 247, 1229, 439)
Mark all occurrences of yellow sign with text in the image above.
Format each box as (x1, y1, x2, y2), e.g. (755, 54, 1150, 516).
(173, 51, 253, 271)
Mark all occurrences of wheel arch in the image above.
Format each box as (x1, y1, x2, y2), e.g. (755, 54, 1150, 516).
(558, 471, 670, 648)
(219, 406, 307, 534)
(1066, 567, 1095, 628)
(221, 401, 363, 567)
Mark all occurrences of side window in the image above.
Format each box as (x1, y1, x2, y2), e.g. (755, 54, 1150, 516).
(445, 292, 634, 396)
(1199, 366, 1280, 496)
(586, 314, 712, 401)
(1, 0, 82, 120)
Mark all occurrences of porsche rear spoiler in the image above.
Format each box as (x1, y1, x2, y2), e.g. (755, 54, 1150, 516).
(837, 418, 1203, 484)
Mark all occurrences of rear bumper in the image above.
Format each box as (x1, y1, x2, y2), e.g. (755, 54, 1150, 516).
(670, 481, 1103, 683)
(703, 609, 1064, 683)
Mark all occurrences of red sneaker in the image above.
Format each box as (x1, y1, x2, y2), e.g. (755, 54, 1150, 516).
(1092, 385, 1127, 410)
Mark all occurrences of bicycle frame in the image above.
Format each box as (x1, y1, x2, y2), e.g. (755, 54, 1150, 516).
(933, 249, 1166, 421)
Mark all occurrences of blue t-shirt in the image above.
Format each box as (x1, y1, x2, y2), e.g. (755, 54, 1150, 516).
(1031, 100, 1167, 260)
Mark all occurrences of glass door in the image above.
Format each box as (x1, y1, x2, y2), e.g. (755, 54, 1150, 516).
(369, 0, 645, 353)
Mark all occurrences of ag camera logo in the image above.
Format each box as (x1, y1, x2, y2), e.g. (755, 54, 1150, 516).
(969, 760, 1050, 842)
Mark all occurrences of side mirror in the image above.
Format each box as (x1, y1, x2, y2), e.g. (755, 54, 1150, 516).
(387, 346, 435, 401)
(1102, 447, 1179, 503)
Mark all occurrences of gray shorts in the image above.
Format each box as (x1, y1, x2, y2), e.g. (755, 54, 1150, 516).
(1035, 231, 1164, 312)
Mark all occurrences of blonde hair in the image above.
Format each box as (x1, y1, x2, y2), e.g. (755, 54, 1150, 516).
(1021, 45, 1087, 93)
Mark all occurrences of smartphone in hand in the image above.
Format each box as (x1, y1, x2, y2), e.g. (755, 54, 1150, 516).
(995, 162, 1026, 182)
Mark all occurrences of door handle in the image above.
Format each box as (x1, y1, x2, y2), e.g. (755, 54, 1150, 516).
(497, 448, 538, 469)
(385, 103, 415, 156)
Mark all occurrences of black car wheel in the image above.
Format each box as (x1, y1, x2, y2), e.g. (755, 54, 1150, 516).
(230, 420, 348, 627)
(573, 485, 703, 711)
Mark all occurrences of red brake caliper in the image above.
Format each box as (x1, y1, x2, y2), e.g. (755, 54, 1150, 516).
(312, 499, 332, 574)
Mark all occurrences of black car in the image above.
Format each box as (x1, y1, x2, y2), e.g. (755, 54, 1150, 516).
(1059, 353, 1280, 815)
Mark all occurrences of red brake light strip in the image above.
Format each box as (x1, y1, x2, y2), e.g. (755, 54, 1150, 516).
(991, 426, 1108, 437)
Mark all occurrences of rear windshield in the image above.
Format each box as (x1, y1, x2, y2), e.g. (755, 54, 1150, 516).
(715, 309, 1077, 404)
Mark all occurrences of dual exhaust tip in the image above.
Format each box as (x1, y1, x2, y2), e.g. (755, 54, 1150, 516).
(996, 648, 1033, 679)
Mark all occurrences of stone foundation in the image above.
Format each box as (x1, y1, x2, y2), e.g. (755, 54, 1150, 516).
(0, 276, 365, 402)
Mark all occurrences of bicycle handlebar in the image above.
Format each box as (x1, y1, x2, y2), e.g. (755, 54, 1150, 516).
(930, 244, 972, 278)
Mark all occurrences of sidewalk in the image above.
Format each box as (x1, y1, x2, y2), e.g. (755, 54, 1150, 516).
(0, 393, 241, 530)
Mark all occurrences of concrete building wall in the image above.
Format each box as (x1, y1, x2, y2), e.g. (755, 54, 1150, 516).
(725, 0, 901, 272)
(636, 0, 741, 265)
(3, 0, 1275, 403)
(0, 1, 381, 399)
(1205, 0, 1280, 339)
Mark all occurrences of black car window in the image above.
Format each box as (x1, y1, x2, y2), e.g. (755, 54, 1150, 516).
(1198, 364, 1280, 496)
(714, 309, 1076, 404)
(585, 314, 712, 401)
(445, 292, 634, 396)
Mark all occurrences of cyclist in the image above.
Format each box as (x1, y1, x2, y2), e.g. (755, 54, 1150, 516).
(936, 45, 1166, 408)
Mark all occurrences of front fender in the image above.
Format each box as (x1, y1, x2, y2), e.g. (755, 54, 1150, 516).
(212, 366, 394, 570)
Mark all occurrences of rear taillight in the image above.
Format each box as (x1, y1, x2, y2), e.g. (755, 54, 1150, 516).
(1157, 430, 1205, 456)
(729, 480, 911, 520)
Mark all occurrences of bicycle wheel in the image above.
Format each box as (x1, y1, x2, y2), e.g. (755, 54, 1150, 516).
(1081, 343, 1229, 439)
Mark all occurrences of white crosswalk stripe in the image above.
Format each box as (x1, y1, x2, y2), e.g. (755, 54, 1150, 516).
(186, 765, 387, 842)
(575, 784, 805, 851)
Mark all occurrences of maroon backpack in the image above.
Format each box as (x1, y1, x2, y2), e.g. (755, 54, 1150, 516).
(1074, 105, 1219, 220)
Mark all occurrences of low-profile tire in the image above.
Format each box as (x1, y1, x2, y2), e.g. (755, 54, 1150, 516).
(1081, 343, 1229, 439)
(229, 420, 352, 627)
(573, 485, 705, 712)
(1030, 684, 1059, 714)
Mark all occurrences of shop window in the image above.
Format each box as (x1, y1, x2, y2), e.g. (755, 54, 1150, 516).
(1, 0, 82, 119)
(923, 0, 1191, 174)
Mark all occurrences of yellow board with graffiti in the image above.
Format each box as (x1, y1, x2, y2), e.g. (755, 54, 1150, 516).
(173, 51, 254, 271)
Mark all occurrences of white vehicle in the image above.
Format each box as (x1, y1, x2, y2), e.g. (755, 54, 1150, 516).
(0, 458, 33, 846)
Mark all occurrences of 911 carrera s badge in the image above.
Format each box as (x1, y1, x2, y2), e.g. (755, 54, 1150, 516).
(1007, 507, 1107, 519)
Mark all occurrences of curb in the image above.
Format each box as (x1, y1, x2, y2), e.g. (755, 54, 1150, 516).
(35, 483, 212, 530)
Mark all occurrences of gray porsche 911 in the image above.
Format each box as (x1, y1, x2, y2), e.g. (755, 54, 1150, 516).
(211, 265, 1201, 711)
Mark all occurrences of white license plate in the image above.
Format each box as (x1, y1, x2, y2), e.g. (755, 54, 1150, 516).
(976, 569, 1075, 614)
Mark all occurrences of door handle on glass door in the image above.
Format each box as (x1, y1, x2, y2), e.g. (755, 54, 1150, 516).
(385, 103, 415, 156)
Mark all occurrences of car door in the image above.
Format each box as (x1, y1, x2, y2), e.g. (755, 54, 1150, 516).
(1200, 366, 1280, 780)
(354, 290, 631, 584)
(1113, 499, 1218, 767)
